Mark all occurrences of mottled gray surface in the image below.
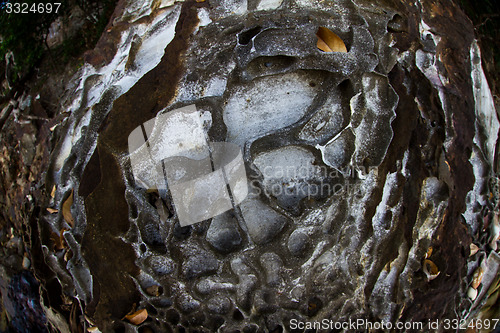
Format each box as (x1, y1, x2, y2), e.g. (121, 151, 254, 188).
(7, 0, 497, 331)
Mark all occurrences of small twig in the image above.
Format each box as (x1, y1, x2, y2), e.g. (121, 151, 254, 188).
(475, 17, 493, 29)
(0, 103, 14, 131)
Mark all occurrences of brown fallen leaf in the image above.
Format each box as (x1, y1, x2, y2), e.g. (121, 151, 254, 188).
(470, 243, 479, 256)
(316, 27, 347, 53)
(50, 228, 68, 251)
(482, 213, 490, 231)
(425, 246, 433, 259)
(46, 207, 59, 214)
(64, 249, 73, 262)
(423, 259, 440, 281)
(22, 254, 30, 269)
(471, 267, 484, 289)
(84, 314, 96, 327)
(124, 309, 148, 325)
(62, 189, 75, 227)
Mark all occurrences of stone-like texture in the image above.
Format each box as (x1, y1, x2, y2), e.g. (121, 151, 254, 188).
(1, 0, 499, 331)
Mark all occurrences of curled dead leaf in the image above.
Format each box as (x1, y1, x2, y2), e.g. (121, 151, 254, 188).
(64, 249, 73, 262)
(61, 293, 73, 306)
(471, 267, 484, 289)
(425, 246, 433, 259)
(62, 189, 75, 227)
(84, 315, 96, 326)
(50, 228, 68, 251)
(423, 259, 440, 281)
(124, 309, 148, 325)
(483, 214, 490, 231)
(470, 243, 479, 256)
(46, 207, 58, 214)
(22, 254, 30, 269)
(467, 286, 478, 300)
(316, 27, 347, 53)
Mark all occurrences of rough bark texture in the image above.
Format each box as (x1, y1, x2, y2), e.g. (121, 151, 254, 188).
(0, 0, 499, 332)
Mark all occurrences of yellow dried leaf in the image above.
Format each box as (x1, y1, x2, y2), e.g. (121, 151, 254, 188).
(46, 207, 59, 214)
(425, 247, 433, 259)
(62, 190, 75, 227)
(51, 228, 68, 251)
(467, 286, 478, 300)
(64, 249, 73, 262)
(470, 243, 479, 256)
(472, 267, 484, 289)
(125, 309, 148, 325)
(51, 185, 56, 198)
(316, 27, 347, 53)
(84, 315, 96, 326)
(423, 259, 440, 281)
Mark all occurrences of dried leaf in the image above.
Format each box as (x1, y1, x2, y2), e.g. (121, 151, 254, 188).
(423, 259, 440, 281)
(425, 246, 433, 259)
(64, 249, 73, 262)
(483, 214, 490, 231)
(470, 243, 479, 256)
(46, 207, 58, 214)
(22, 255, 30, 269)
(467, 286, 478, 300)
(472, 267, 484, 289)
(69, 300, 81, 333)
(50, 228, 68, 251)
(61, 293, 73, 306)
(483, 275, 500, 309)
(84, 315, 96, 326)
(316, 27, 347, 53)
(125, 309, 148, 325)
(146, 285, 161, 297)
(62, 190, 75, 227)
(50, 185, 56, 198)
(87, 327, 99, 333)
